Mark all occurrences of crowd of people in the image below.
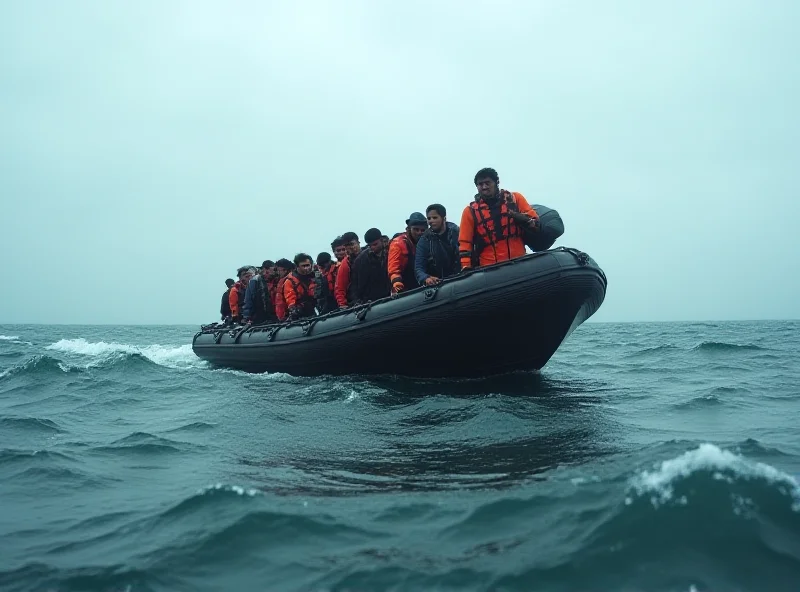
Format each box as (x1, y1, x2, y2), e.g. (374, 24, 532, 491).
(218, 168, 542, 325)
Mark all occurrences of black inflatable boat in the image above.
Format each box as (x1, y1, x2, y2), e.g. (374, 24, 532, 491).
(192, 246, 607, 377)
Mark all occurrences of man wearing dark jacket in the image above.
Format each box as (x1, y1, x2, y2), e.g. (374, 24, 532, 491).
(243, 260, 278, 325)
(314, 252, 339, 314)
(415, 204, 461, 286)
(353, 227, 391, 304)
(220, 278, 235, 320)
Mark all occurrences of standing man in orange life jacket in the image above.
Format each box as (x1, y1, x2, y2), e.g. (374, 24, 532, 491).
(458, 167, 540, 270)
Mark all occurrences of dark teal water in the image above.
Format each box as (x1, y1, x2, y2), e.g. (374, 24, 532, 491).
(1, 321, 799, 592)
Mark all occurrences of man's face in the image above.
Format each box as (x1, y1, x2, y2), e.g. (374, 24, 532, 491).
(333, 245, 347, 261)
(409, 225, 427, 243)
(277, 266, 290, 278)
(476, 176, 497, 198)
(427, 211, 444, 232)
(242, 271, 254, 286)
(297, 259, 313, 276)
(368, 239, 383, 254)
(345, 240, 360, 257)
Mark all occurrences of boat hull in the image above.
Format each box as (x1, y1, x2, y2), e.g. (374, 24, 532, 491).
(191, 247, 607, 377)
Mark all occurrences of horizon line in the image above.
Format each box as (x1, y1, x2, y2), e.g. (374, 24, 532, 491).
(1, 318, 798, 327)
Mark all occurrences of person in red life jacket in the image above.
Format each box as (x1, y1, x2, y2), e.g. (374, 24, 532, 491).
(353, 228, 391, 304)
(314, 252, 339, 314)
(243, 260, 278, 325)
(273, 258, 295, 321)
(331, 236, 347, 263)
(268, 259, 292, 307)
(229, 266, 255, 323)
(220, 278, 235, 321)
(388, 212, 428, 294)
(458, 167, 539, 270)
(283, 253, 319, 320)
(334, 231, 361, 309)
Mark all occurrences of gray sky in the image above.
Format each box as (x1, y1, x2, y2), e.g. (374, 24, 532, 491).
(1, 0, 798, 324)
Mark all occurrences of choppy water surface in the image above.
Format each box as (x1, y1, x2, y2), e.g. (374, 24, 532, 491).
(1, 321, 799, 592)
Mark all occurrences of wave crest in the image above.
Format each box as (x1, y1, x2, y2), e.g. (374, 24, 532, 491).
(45, 338, 205, 370)
(692, 341, 765, 352)
(628, 443, 800, 509)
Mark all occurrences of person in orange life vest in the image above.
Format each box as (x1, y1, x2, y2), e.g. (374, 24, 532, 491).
(354, 227, 391, 303)
(315, 252, 339, 314)
(266, 259, 288, 306)
(229, 266, 255, 323)
(283, 253, 319, 320)
(388, 212, 428, 294)
(334, 231, 361, 309)
(331, 236, 347, 263)
(458, 167, 539, 269)
(273, 258, 295, 321)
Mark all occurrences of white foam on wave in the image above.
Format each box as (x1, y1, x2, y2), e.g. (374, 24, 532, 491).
(628, 443, 800, 508)
(211, 367, 294, 381)
(198, 483, 260, 497)
(45, 338, 207, 370)
(0, 335, 21, 341)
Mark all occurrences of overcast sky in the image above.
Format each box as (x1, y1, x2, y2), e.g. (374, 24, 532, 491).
(1, 0, 798, 324)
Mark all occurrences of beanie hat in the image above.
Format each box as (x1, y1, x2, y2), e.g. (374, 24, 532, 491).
(406, 212, 428, 227)
(364, 228, 383, 244)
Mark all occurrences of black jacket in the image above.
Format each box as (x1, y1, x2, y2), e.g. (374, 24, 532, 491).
(220, 289, 232, 320)
(353, 248, 390, 304)
(244, 274, 277, 324)
(415, 222, 461, 283)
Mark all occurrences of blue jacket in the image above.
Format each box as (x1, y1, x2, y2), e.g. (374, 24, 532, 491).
(242, 277, 258, 321)
(415, 222, 461, 284)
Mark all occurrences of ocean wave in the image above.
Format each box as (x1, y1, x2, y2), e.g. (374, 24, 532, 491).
(165, 421, 217, 433)
(0, 448, 75, 466)
(692, 341, 766, 352)
(628, 442, 800, 509)
(11, 466, 112, 489)
(0, 355, 80, 380)
(0, 334, 33, 346)
(672, 394, 724, 410)
(0, 563, 161, 592)
(624, 344, 680, 358)
(734, 438, 793, 458)
(45, 338, 206, 370)
(0, 416, 65, 434)
(91, 432, 203, 456)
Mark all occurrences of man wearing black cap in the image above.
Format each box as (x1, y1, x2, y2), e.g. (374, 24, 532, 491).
(388, 212, 428, 294)
(243, 260, 278, 325)
(353, 227, 391, 304)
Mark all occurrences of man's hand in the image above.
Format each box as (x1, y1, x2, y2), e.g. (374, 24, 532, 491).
(392, 282, 405, 294)
(424, 277, 440, 286)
